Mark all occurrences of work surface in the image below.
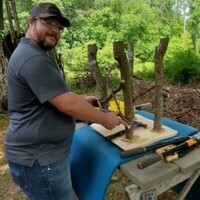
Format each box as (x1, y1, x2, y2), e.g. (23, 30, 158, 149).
(120, 146, 200, 195)
(70, 111, 198, 200)
(91, 114, 178, 151)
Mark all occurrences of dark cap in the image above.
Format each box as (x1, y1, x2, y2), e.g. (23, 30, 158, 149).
(30, 2, 70, 27)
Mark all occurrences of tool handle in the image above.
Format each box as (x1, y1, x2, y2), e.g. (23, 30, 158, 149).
(178, 145, 196, 157)
(121, 147, 146, 157)
(165, 145, 196, 162)
(162, 138, 197, 157)
(147, 136, 189, 151)
(155, 144, 176, 154)
(120, 137, 189, 158)
(165, 153, 179, 162)
(105, 131, 124, 141)
(137, 154, 162, 169)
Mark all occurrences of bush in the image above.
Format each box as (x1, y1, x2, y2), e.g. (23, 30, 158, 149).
(164, 49, 200, 85)
(134, 61, 155, 82)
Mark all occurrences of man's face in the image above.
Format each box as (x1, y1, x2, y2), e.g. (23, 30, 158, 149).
(29, 17, 64, 51)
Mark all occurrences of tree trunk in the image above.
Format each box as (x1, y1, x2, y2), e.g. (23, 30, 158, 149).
(127, 42, 134, 104)
(113, 41, 134, 140)
(0, 40, 8, 111)
(87, 44, 108, 109)
(153, 38, 169, 132)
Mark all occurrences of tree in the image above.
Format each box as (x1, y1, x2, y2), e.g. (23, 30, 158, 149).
(187, 0, 200, 53)
(146, 0, 183, 37)
(113, 41, 134, 140)
(0, 41, 7, 111)
(153, 38, 169, 132)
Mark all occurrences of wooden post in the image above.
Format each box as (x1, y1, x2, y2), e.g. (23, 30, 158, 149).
(87, 44, 108, 109)
(127, 42, 134, 78)
(153, 38, 169, 132)
(113, 41, 134, 140)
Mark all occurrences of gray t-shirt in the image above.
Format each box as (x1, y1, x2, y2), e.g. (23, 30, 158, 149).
(5, 38, 75, 167)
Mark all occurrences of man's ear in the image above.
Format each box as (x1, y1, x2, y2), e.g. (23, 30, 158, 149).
(28, 18, 35, 28)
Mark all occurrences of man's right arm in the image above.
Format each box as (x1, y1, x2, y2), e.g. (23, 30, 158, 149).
(49, 91, 128, 130)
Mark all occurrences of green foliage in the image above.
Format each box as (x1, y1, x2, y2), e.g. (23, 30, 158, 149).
(187, 0, 200, 52)
(86, 7, 121, 47)
(63, 44, 87, 73)
(62, 38, 119, 83)
(164, 48, 200, 85)
(97, 36, 117, 74)
(120, 0, 155, 42)
(146, 0, 184, 37)
(134, 61, 155, 82)
(73, 0, 94, 9)
(168, 34, 193, 53)
(17, 12, 29, 33)
(2, 0, 200, 87)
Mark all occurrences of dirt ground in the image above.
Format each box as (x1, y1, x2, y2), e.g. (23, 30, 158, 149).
(0, 112, 179, 200)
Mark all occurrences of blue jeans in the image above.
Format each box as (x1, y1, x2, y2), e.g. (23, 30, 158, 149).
(8, 158, 73, 200)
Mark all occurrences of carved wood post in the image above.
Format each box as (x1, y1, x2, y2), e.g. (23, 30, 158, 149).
(153, 38, 169, 132)
(127, 42, 134, 77)
(113, 41, 134, 140)
(88, 44, 108, 109)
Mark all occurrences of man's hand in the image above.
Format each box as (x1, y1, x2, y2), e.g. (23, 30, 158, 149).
(85, 97, 129, 129)
(84, 96, 98, 107)
(102, 111, 129, 130)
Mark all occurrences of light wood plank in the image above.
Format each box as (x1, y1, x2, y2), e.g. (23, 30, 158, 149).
(91, 114, 177, 150)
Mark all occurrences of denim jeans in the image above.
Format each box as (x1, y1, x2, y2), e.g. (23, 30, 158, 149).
(8, 158, 73, 200)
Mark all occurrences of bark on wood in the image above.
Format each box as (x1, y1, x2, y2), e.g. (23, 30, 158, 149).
(127, 42, 134, 77)
(153, 38, 169, 132)
(87, 44, 108, 109)
(0, 40, 8, 111)
(113, 41, 134, 140)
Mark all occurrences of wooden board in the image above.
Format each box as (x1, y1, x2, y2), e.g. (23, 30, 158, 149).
(120, 154, 179, 189)
(90, 114, 177, 150)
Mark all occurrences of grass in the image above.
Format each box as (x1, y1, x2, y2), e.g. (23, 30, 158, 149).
(0, 172, 28, 200)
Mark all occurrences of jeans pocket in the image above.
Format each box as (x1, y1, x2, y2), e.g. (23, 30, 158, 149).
(41, 159, 73, 199)
(8, 162, 29, 191)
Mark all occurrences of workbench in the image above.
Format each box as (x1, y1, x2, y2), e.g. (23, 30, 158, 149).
(70, 111, 199, 200)
(120, 146, 200, 200)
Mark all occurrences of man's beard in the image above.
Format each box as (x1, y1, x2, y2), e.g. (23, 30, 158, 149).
(37, 41, 54, 51)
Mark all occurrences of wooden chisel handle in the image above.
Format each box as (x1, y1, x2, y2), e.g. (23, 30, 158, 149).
(105, 131, 125, 141)
(137, 153, 162, 169)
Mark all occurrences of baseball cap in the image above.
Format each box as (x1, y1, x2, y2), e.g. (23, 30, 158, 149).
(30, 2, 71, 27)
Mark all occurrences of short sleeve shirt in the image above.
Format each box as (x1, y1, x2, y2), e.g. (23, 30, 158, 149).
(5, 38, 75, 167)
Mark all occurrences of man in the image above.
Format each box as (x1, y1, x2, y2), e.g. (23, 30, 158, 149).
(5, 2, 127, 200)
